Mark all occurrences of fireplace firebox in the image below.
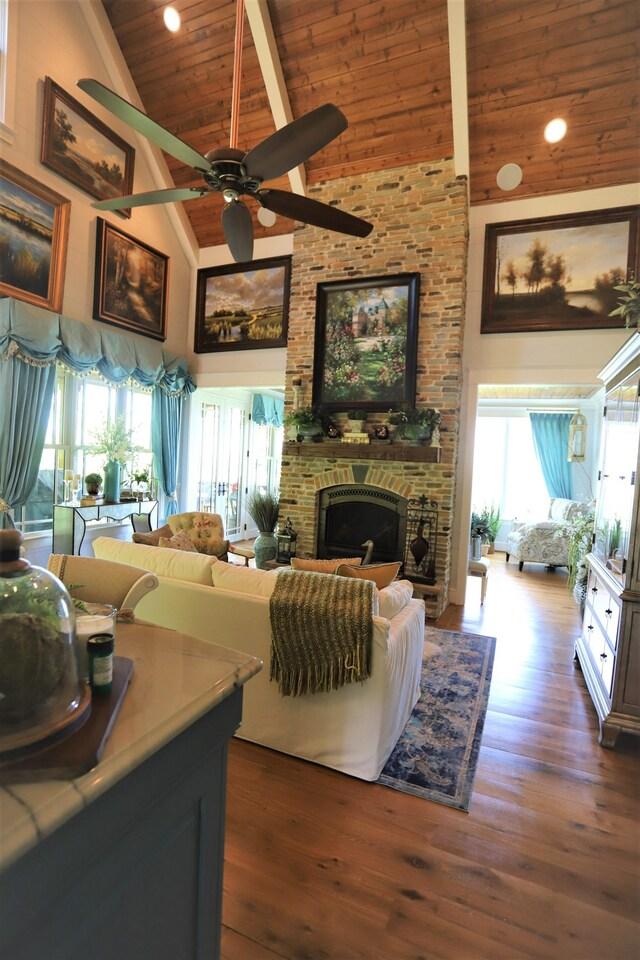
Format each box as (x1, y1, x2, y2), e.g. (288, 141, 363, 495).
(317, 485, 407, 565)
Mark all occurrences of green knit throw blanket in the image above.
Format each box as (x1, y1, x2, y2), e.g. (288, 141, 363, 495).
(269, 569, 375, 697)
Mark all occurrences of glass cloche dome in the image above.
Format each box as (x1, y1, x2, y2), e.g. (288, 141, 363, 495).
(0, 530, 87, 753)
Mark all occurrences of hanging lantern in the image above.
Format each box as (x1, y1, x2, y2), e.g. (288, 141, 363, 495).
(568, 412, 587, 462)
(276, 518, 298, 564)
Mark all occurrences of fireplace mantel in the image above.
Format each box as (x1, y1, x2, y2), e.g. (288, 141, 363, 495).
(283, 442, 441, 463)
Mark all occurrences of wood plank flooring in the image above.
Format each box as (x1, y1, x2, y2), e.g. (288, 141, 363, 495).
(222, 556, 640, 960)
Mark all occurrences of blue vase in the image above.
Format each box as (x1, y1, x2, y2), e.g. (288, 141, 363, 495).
(103, 460, 121, 503)
(254, 531, 277, 569)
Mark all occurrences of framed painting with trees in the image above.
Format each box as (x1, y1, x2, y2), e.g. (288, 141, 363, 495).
(41, 77, 135, 217)
(481, 207, 639, 334)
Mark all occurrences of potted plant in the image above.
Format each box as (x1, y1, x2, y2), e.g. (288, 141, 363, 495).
(247, 489, 280, 568)
(345, 409, 367, 433)
(389, 408, 441, 444)
(284, 406, 323, 442)
(481, 505, 501, 554)
(609, 278, 640, 329)
(564, 509, 595, 613)
(470, 512, 490, 560)
(84, 472, 102, 496)
(90, 418, 136, 503)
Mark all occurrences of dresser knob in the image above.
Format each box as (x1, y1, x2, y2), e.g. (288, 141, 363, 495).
(600, 652, 608, 660)
(591, 586, 598, 593)
(587, 625, 594, 631)
(605, 608, 613, 616)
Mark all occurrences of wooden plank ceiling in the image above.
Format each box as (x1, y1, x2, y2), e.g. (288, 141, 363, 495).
(466, 0, 640, 204)
(102, 1, 638, 248)
(102, 0, 453, 248)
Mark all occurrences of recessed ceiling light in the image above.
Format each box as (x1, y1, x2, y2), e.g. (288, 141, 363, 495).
(257, 207, 277, 228)
(496, 163, 523, 191)
(163, 6, 181, 32)
(544, 118, 567, 143)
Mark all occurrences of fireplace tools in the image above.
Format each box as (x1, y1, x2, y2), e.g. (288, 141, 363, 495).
(403, 496, 438, 584)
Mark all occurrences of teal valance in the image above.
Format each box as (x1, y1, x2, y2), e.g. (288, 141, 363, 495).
(251, 393, 284, 427)
(0, 298, 195, 395)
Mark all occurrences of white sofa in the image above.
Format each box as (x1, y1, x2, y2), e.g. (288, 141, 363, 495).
(92, 537, 425, 781)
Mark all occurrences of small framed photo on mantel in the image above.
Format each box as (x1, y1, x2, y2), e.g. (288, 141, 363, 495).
(194, 256, 291, 353)
(481, 206, 640, 334)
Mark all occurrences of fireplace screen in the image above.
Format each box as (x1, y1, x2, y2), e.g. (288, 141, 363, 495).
(317, 485, 407, 564)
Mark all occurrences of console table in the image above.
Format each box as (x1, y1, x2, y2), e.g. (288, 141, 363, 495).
(53, 499, 157, 555)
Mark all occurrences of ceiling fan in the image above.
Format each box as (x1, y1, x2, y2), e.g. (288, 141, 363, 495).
(78, 0, 372, 262)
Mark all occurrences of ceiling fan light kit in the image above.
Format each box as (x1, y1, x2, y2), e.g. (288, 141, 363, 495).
(77, 0, 372, 263)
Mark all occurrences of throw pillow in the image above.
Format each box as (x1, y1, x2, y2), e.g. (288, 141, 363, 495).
(132, 523, 172, 546)
(211, 562, 280, 598)
(158, 529, 199, 553)
(291, 557, 362, 574)
(335, 561, 401, 590)
(377, 579, 414, 620)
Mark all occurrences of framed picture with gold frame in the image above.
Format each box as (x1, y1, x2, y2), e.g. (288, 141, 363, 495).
(0, 159, 70, 313)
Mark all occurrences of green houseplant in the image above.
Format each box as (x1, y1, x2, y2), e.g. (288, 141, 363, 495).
(247, 490, 280, 568)
(609, 279, 640, 329)
(345, 409, 367, 433)
(90, 418, 136, 503)
(84, 472, 102, 496)
(284, 406, 322, 442)
(564, 509, 595, 610)
(389, 407, 441, 444)
(480, 505, 501, 553)
(470, 511, 490, 559)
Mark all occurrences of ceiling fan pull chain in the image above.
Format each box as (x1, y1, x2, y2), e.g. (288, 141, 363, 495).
(229, 0, 245, 150)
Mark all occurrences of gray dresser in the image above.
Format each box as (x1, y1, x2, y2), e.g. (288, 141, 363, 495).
(576, 333, 640, 747)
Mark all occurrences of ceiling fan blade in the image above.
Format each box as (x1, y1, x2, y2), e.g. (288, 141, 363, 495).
(93, 187, 208, 211)
(222, 201, 254, 262)
(244, 104, 347, 182)
(77, 79, 211, 172)
(259, 189, 373, 238)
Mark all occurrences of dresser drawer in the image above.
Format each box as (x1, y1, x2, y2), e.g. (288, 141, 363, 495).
(582, 607, 615, 698)
(587, 569, 620, 650)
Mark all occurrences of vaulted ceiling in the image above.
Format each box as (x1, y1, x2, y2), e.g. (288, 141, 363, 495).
(102, 0, 639, 248)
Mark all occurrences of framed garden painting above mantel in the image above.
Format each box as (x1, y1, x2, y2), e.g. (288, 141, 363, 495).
(481, 206, 640, 334)
(312, 273, 420, 414)
(41, 77, 135, 217)
(194, 256, 291, 353)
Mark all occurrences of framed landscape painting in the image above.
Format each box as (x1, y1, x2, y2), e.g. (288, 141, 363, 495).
(41, 77, 135, 217)
(481, 206, 640, 334)
(194, 256, 291, 353)
(0, 160, 70, 312)
(93, 218, 168, 341)
(312, 273, 420, 413)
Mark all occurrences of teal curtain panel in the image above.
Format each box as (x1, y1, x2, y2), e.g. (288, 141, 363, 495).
(529, 412, 573, 500)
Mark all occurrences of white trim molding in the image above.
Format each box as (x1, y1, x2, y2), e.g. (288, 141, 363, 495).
(0, 0, 18, 144)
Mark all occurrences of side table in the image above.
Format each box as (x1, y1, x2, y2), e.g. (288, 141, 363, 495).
(53, 499, 157, 555)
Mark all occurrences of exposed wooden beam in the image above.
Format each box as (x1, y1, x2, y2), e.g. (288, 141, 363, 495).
(447, 0, 470, 183)
(245, 0, 306, 196)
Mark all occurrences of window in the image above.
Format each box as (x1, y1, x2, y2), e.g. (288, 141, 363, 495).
(14, 371, 154, 535)
(471, 415, 548, 521)
(196, 403, 247, 538)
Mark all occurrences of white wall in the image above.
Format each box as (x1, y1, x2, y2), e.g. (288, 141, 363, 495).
(189, 234, 292, 387)
(5, 0, 196, 357)
(449, 182, 639, 604)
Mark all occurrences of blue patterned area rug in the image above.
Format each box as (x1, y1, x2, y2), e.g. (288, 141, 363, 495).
(378, 626, 496, 812)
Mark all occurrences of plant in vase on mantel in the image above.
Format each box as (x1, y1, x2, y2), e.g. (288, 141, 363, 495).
(90, 418, 137, 503)
(247, 490, 280, 569)
(284, 406, 323, 443)
(389, 407, 441, 445)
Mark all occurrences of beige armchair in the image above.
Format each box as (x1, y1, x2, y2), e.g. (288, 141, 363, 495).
(131, 510, 256, 564)
(47, 554, 159, 612)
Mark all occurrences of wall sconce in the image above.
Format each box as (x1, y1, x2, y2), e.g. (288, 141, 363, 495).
(568, 412, 587, 462)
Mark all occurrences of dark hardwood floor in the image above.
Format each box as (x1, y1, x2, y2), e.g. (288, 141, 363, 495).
(221, 556, 640, 960)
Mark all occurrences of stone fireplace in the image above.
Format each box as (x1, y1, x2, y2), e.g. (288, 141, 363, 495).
(278, 157, 468, 618)
(317, 484, 407, 564)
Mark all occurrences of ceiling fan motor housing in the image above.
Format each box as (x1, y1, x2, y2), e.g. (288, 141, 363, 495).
(204, 147, 262, 197)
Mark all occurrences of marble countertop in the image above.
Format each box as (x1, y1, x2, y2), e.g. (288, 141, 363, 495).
(0, 622, 262, 872)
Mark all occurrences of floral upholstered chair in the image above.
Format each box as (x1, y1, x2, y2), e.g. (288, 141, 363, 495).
(505, 498, 593, 572)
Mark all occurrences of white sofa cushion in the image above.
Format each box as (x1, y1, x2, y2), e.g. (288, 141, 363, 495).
(211, 562, 280, 598)
(93, 537, 218, 586)
(378, 579, 414, 621)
